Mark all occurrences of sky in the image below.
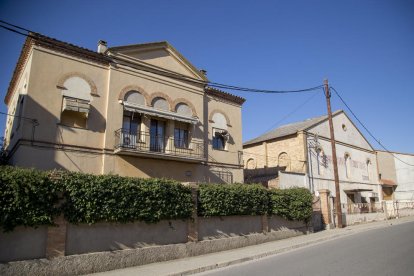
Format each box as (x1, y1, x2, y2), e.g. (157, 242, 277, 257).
(0, 0, 413, 153)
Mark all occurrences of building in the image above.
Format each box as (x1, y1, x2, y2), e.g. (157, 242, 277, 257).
(243, 110, 382, 207)
(376, 150, 414, 201)
(3, 33, 245, 183)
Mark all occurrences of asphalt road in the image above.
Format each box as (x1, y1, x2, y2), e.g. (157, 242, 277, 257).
(198, 221, 414, 276)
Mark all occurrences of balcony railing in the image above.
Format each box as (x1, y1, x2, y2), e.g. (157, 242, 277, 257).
(114, 128, 205, 160)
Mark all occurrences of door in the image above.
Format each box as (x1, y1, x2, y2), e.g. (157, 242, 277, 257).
(150, 119, 165, 152)
(122, 113, 141, 147)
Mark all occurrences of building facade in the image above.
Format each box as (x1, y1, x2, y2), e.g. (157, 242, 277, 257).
(3, 33, 245, 183)
(243, 111, 382, 206)
(377, 150, 414, 201)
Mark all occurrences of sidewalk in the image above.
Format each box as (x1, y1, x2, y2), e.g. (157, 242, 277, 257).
(89, 216, 414, 276)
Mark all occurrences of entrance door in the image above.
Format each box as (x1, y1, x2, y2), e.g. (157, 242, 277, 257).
(150, 119, 165, 152)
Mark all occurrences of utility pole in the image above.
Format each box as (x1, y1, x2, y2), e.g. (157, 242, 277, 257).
(324, 79, 343, 228)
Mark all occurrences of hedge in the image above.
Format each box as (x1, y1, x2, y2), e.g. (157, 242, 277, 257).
(198, 183, 269, 216)
(269, 187, 313, 223)
(0, 166, 60, 232)
(61, 172, 193, 224)
(0, 166, 313, 232)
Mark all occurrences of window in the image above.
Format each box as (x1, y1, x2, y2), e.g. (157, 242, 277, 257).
(366, 159, 372, 180)
(345, 154, 351, 178)
(278, 152, 290, 171)
(150, 119, 165, 152)
(175, 103, 192, 117)
(246, 158, 256, 170)
(316, 148, 322, 175)
(125, 90, 145, 105)
(152, 97, 169, 110)
(59, 76, 92, 128)
(174, 122, 189, 148)
(212, 129, 228, 150)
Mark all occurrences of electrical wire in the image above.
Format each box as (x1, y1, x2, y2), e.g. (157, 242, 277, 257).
(0, 19, 323, 95)
(331, 86, 414, 167)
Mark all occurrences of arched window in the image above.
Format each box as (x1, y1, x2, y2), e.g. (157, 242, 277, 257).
(316, 148, 325, 175)
(124, 90, 145, 105)
(152, 97, 169, 110)
(345, 154, 351, 179)
(175, 103, 192, 116)
(278, 152, 290, 171)
(60, 76, 92, 128)
(366, 159, 372, 180)
(246, 158, 256, 170)
(211, 112, 229, 150)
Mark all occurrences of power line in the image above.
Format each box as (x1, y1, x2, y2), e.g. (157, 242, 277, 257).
(0, 19, 323, 95)
(331, 86, 414, 167)
(260, 92, 321, 135)
(0, 111, 38, 124)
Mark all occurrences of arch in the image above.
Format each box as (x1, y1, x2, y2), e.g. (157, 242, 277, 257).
(209, 109, 231, 127)
(148, 92, 173, 110)
(245, 158, 256, 170)
(124, 91, 146, 105)
(58, 72, 97, 95)
(118, 85, 150, 104)
(172, 98, 197, 117)
(278, 152, 291, 171)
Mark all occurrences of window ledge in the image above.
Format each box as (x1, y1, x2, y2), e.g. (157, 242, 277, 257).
(57, 123, 88, 130)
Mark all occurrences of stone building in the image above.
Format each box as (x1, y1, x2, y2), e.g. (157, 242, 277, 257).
(243, 110, 382, 207)
(3, 33, 245, 183)
(376, 150, 414, 201)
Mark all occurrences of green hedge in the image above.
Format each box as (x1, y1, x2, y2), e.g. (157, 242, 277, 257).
(269, 188, 313, 222)
(0, 166, 313, 232)
(0, 166, 60, 232)
(61, 172, 193, 224)
(198, 183, 269, 216)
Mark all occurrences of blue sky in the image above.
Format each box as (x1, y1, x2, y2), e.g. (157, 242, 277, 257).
(0, 0, 413, 153)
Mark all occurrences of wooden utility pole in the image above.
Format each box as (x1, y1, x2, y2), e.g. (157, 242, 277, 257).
(324, 79, 343, 228)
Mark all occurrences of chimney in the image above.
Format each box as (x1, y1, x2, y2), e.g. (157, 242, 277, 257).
(97, 40, 107, 54)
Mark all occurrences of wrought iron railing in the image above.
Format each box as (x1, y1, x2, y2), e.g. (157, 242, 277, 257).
(114, 129, 204, 160)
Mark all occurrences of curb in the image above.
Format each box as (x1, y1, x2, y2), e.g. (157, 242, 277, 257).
(167, 217, 414, 276)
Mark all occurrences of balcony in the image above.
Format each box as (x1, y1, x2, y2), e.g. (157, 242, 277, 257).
(114, 128, 205, 162)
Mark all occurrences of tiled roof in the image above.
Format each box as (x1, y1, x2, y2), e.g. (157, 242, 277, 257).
(205, 86, 246, 105)
(243, 110, 343, 146)
(380, 179, 397, 186)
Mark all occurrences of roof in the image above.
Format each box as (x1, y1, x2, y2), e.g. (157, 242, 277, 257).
(205, 86, 246, 105)
(109, 41, 208, 82)
(5, 33, 244, 107)
(5, 32, 110, 105)
(380, 179, 397, 186)
(244, 110, 343, 146)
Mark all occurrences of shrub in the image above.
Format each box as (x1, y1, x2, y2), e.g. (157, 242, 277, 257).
(0, 166, 60, 232)
(60, 172, 193, 224)
(269, 187, 313, 222)
(198, 183, 269, 216)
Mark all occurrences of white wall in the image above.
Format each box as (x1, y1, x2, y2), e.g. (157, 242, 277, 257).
(394, 153, 414, 201)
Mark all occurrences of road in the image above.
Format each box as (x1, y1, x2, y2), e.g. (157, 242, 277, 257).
(197, 221, 414, 276)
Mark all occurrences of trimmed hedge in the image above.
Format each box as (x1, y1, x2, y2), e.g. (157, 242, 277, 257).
(0, 166, 313, 231)
(61, 172, 193, 224)
(269, 188, 313, 223)
(0, 166, 60, 232)
(198, 183, 269, 216)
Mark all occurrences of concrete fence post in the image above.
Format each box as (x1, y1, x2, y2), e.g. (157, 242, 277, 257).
(187, 185, 199, 242)
(45, 215, 67, 259)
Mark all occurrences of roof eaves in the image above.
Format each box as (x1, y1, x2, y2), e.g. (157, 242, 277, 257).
(205, 86, 246, 105)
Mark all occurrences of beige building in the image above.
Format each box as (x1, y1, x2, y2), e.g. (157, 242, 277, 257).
(3, 33, 245, 183)
(243, 110, 382, 206)
(377, 150, 414, 201)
